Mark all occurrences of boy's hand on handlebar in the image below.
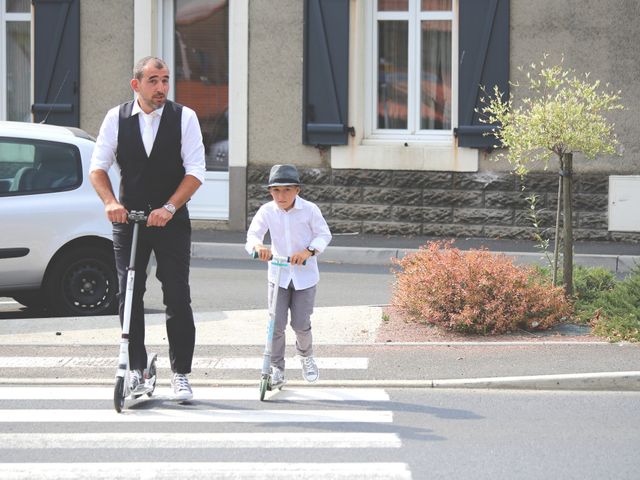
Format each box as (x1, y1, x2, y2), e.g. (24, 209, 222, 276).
(290, 249, 313, 265)
(254, 245, 272, 261)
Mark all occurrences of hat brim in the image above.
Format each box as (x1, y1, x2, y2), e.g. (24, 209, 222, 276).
(267, 182, 301, 187)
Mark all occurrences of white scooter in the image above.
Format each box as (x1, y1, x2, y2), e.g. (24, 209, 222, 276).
(113, 211, 158, 413)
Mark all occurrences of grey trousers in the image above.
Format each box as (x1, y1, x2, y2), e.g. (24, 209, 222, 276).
(268, 282, 317, 371)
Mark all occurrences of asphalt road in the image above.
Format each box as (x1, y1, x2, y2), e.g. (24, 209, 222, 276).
(0, 258, 394, 319)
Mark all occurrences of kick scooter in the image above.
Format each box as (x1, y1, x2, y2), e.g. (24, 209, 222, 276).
(253, 252, 303, 401)
(113, 211, 158, 413)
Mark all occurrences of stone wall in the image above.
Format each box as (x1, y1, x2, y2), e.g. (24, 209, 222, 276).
(247, 166, 640, 243)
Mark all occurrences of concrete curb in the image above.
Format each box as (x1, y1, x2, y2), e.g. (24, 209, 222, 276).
(191, 242, 640, 273)
(5, 371, 639, 391)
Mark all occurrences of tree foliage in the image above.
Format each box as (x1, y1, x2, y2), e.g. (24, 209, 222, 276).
(478, 54, 623, 175)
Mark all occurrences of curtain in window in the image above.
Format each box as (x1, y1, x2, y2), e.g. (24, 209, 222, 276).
(377, 20, 408, 129)
(420, 20, 451, 130)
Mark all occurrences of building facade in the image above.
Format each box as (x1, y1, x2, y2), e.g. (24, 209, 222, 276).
(3, 0, 639, 241)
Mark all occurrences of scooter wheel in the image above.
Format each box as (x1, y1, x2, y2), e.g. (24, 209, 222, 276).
(259, 377, 269, 401)
(114, 377, 125, 413)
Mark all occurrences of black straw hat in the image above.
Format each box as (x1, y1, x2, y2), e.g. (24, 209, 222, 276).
(268, 164, 301, 187)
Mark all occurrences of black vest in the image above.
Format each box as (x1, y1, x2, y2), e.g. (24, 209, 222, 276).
(117, 100, 185, 211)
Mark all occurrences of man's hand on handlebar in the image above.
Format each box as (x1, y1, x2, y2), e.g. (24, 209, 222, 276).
(105, 201, 128, 224)
(147, 207, 173, 227)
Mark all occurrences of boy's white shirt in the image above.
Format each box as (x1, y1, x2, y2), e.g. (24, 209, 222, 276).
(245, 195, 332, 290)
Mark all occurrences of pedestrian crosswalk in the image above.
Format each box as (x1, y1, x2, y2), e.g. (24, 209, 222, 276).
(0, 361, 413, 479)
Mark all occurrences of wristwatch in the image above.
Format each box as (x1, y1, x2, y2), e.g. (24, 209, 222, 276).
(306, 246, 316, 256)
(163, 203, 176, 215)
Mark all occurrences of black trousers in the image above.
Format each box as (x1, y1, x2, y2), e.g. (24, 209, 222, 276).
(112, 209, 195, 374)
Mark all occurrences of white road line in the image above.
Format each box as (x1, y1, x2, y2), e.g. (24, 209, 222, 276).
(0, 356, 369, 370)
(0, 432, 402, 449)
(0, 408, 393, 423)
(0, 463, 412, 480)
(0, 386, 390, 401)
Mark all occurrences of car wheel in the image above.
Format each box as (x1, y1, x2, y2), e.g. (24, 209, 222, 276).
(44, 246, 118, 316)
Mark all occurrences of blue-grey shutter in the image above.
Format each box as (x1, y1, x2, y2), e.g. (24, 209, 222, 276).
(455, 0, 509, 149)
(31, 0, 80, 127)
(302, 0, 350, 146)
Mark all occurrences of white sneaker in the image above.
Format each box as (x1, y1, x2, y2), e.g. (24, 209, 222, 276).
(300, 356, 319, 383)
(270, 367, 286, 389)
(171, 373, 193, 401)
(128, 369, 142, 393)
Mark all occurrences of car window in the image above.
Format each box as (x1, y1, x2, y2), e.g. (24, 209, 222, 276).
(0, 138, 81, 196)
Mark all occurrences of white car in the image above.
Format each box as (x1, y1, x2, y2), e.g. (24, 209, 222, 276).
(0, 121, 119, 316)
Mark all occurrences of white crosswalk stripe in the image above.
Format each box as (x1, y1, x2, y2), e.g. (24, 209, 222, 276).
(0, 462, 412, 480)
(0, 432, 402, 449)
(1, 407, 393, 423)
(0, 386, 390, 401)
(0, 356, 369, 370)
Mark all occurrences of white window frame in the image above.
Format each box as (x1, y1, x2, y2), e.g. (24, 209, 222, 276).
(330, 0, 476, 172)
(365, 0, 457, 144)
(0, 1, 31, 121)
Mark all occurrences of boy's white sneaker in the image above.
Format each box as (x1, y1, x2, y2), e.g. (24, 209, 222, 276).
(171, 373, 193, 401)
(270, 367, 286, 389)
(300, 356, 319, 383)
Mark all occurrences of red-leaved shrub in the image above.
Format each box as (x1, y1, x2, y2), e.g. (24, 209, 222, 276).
(391, 241, 572, 335)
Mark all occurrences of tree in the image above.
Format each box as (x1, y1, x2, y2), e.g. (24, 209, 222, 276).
(479, 55, 623, 296)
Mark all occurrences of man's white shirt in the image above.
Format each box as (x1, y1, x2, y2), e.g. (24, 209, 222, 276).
(89, 98, 205, 183)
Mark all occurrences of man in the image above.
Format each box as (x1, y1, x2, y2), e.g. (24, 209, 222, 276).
(90, 56, 205, 401)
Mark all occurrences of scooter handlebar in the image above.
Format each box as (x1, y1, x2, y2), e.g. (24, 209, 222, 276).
(128, 210, 148, 223)
(251, 251, 306, 265)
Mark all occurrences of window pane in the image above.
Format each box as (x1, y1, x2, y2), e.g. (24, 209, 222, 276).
(421, 0, 452, 11)
(6, 0, 30, 13)
(378, 21, 408, 130)
(174, 0, 229, 172)
(378, 0, 408, 12)
(420, 20, 451, 130)
(0, 141, 80, 195)
(6, 21, 31, 122)
(0, 141, 34, 195)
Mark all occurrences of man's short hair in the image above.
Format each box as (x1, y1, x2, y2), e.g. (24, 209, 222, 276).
(133, 56, 169, 80)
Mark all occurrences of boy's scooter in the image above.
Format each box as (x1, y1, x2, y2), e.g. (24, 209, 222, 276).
(252, 252, 296, 401)
(113, 211, 158, 413)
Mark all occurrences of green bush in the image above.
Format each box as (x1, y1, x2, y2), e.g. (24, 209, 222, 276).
(391, 241, 572, 335)
(573, 266, 616, 304)
(585, 266, 640, 342)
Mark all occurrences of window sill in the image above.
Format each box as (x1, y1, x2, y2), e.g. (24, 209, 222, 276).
(330, 140, 479, 172)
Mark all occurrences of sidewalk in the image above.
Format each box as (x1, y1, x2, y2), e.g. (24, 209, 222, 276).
(191, 230, 640, 273)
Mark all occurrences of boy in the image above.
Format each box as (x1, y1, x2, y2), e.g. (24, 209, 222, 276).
(245, 164, 332, 387)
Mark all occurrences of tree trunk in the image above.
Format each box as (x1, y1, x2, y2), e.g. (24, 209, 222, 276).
(562, 152, 573, 296)
(552, 156, 563, 286)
